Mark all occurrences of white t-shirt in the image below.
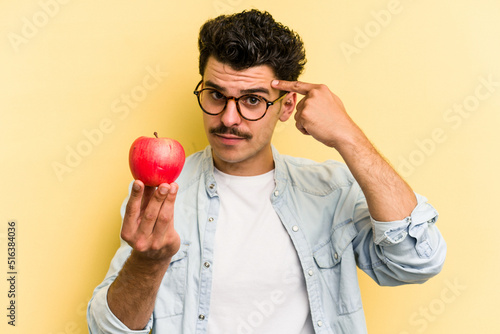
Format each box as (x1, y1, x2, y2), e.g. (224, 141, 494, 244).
(207, 168, 314, 334)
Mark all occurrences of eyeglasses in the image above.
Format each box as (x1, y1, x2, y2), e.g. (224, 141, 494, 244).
(193, 80, 288, 121)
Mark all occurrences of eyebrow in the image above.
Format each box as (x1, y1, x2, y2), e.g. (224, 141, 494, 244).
(204, 80, 270, 96)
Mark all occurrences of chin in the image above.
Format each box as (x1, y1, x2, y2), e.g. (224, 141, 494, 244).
(212, 149, 246, 164)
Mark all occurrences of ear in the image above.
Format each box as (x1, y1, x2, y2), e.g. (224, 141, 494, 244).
(279, 92, 297, 122)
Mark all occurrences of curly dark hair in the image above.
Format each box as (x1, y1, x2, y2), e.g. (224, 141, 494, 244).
(198, 9, 306, 81)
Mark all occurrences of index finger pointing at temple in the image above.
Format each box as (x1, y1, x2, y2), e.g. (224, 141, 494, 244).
(271, 80, 316, 95)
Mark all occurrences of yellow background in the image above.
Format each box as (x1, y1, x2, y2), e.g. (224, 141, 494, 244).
(1, 0, 499, 333)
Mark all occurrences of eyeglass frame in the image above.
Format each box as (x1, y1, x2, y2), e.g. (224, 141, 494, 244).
(193, 80, 289, 121)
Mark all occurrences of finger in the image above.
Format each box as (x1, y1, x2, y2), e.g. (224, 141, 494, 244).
(140, 186, 156, 215)
(294, 107, 310, 136)
(295, 120, 309, 135)
(271, 79, 317, 95)
(122, 180, 145, 237)
(152, 183, 179, 239)
(137, 184, 171, 237)
(295, 97, 306, 114)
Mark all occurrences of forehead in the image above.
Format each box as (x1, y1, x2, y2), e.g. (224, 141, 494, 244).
(203, 57, 276, 92)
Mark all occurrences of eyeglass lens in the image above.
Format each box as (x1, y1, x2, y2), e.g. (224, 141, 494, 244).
(199, 89, 267, 120)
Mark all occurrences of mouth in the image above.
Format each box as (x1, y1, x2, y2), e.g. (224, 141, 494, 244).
(213, 133, 247, 145)
(216, 133, 245, 140)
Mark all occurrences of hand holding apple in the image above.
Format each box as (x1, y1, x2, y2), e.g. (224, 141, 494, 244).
(129, 132, 185, 187)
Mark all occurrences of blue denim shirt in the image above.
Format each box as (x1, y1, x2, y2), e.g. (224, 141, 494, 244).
(88, 146, 446, 334)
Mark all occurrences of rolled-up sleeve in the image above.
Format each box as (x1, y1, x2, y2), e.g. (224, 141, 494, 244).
(87, 283, 153, 334)
(354, 192, 447, 286)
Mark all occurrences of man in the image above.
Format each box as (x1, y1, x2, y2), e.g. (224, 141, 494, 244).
(88, 9, 446, 334)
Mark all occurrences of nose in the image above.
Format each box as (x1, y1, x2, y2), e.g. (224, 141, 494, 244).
(220, 97, 242, 127)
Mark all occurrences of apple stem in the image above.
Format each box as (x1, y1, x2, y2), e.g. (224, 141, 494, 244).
(154, 132, 158, 138)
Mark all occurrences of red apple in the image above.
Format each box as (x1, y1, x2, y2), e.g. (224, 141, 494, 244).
(129, 132, 185, 187)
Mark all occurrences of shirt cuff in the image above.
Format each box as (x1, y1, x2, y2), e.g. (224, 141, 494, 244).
(89, 284, 153, 334)
(371, 193, 438, 249)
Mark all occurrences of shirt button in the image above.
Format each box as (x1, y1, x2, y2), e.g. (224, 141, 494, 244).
(208, 217, 214, 222)
(198, 314, 205, 320)
(334, 252, 339, 260)
(317, 320, 323, 327)
(204, 261, 211, 268)
(274, 190, 279, 197)
(292, 225, 299, 232)
(209, 184, 215, 190)
(308, 270, 314, 276)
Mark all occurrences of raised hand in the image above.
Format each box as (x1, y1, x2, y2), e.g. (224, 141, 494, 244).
(272, 79, 366, 151)
(272, 79, 416, 221)
(121, 180, 181, 262)
(106, 180, 181, 330)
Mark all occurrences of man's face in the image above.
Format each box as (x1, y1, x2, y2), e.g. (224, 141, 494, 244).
(201, 57, 294, 175)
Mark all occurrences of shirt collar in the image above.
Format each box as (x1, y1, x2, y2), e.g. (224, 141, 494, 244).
(201, 145, 287, 199)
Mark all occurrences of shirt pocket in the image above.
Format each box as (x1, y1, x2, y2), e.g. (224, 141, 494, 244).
(154, 242, 190, 319)
(313, 220, 362, 316)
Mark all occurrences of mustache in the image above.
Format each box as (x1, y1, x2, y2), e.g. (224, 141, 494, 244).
(209, 125, 253, 140)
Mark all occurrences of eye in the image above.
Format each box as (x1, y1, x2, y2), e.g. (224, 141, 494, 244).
(242, 95, 264, 106)
(209, 90, 225, 100)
